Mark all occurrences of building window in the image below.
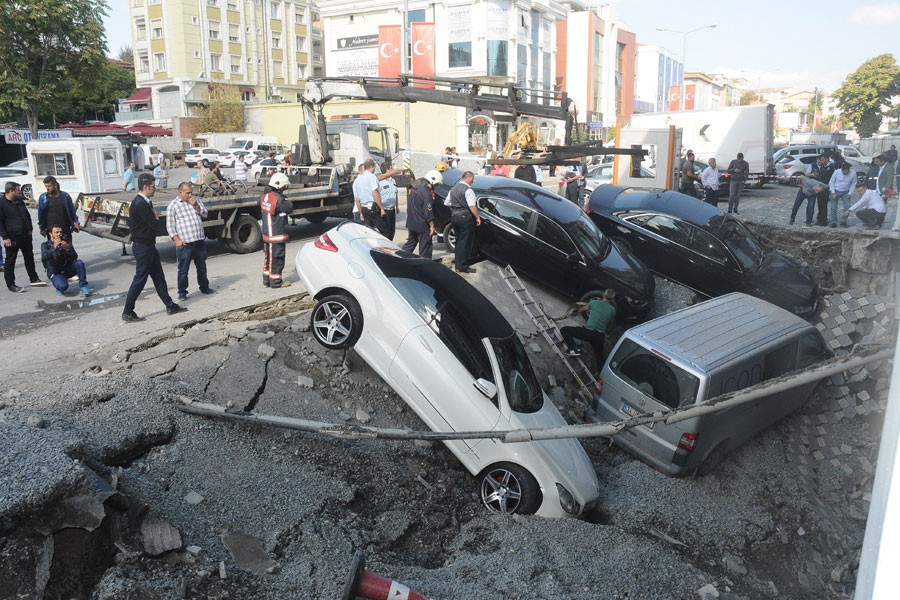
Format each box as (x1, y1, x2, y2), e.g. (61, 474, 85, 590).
(297, 64, 307, 79)
(138, 52, 149, 73)
(273, 60, 283, 78)
(229, 23, 240, 42)
(487, 40, 507, 77)
(449, 43, 472, 68)
(516, 44, 527, 84)
(192, 16, 199, 25)
(227, 1, 237, 10)
(207, 0, 218, 6)
(542, 51, 551, 105)
(270, 1, 281, 19)
(208, 21, 220, 40)
(295, 35, 307, 52)
(151, 19, 163, 39)
(313, 66, 323, 77)
(295, 11, 305, 24)
(35, 153, 75, 178)
(230, 55, 241, 74)
(311, 11, 319, 22)
(272, 31, 281, 48)
(149, 0, 160, 5)
(154, 52, 166, 72)
(135, 18, 146, 41)
(210, 53, 222, 72)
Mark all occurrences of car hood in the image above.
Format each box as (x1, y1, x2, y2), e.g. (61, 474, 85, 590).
(745, 251, 819, 314)
(508, 402, 599, 500)
(596, 241, 655, 299)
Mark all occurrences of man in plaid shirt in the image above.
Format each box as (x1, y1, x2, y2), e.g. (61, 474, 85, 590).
(167, 182, 215, 301)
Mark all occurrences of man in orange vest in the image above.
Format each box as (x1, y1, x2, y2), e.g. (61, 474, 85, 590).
(260, 173, 293, 288)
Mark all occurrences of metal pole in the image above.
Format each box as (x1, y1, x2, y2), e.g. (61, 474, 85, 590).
(402, 0, 411, 151)
(680, 32, 686, 112)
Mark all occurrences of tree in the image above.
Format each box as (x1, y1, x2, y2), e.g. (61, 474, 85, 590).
(68, 60, 136, 122)
(806, 87, 824, 115)
(0, 0, 109, 137)
(196, 80, 245, 132)
(834, 54, 900, 137)
(739, 89, 758, 106)
(116, 45, 133, 63)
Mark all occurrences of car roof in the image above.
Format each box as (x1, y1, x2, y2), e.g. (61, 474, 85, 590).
(439, 168, 583, 224)
(367, 243, 514, 340)
(625, 293, 813, 371)
(589, 185, 729, 229)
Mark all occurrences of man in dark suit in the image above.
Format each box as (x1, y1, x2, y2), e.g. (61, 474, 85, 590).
(812, 154, 834, 226)
(122, 173, 187, 322)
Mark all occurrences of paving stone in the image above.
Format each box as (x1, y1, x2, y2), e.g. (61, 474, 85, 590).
(837, 334, 853, 347)
(858, 390, 870, 401)
(838, 397, 850, 409)
(855, 309, 866, 320)
(844, 406, 858, 419)
(840, 444, 852, 455)
(840, 291, 853, 301)
(864, 399, 878, 413)
(856, 405, 868, 415)
(818, 414, 829, 424)
(816, 425, 827, 435)
(862, 305, 878, 318)
(813, 450, 825, 461)
(828, 339, 842, 350)
(845, 299, 860, 310)
(834, 314, 847, 324)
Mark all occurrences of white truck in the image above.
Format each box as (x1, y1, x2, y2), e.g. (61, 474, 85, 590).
(628, 104, 775, 187)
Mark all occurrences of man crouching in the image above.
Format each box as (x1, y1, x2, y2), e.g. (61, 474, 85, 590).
(41, 225, 90, 296)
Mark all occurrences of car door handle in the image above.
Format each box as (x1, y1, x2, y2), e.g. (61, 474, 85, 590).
(418, 336, 433, 353)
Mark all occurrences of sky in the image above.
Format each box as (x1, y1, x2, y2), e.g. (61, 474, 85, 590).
(102, 0, 900, 93)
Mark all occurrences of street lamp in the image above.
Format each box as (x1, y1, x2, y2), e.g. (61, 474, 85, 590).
(656, 24, 716, 111)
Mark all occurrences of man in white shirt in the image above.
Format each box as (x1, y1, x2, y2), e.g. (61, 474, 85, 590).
(843, 183, 886, 229)
(234, 155, 248, 182)
(354, 160, 386, 234)
(828, 162, 856, 227)
(700, 158, 719, 206)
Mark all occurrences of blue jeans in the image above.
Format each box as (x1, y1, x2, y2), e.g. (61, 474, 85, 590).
(790, 189, 816, 224)
(829, 190, 851, 225)
(176, 240, 210, 296)
(50, 259, 87, 291)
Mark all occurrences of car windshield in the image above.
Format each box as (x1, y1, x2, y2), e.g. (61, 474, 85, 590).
(489, 335, 543, 413)
(562, 212, 610, 263)
(716, 219, 764, 270)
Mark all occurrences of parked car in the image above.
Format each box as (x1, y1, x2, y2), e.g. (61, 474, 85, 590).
(772, 144, 837, 164)
(0, 166, 33, 199)
(185, 147, 222, 168)
(294, 222, 602, 518)
(582, 163, 656, 199)
(218, 150, 255, 168)
(836, 145, 871, 163)
(433, 170, 655, 319)
(585, 185, 820, 318)
(589, 292, 832, 476)
(249, 157, 281, 182)
(776, 155, 869, 186)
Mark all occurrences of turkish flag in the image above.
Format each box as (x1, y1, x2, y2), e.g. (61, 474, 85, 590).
(378, 25, 401, 79)
(411, 22, 435, 88)
(684, 84, 696, 110)
(668, 85, 681, 111)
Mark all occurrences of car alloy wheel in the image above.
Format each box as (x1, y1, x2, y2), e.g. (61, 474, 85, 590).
(442, 223, 457, 252)
(478, 462, 540, 515)
(311, 294, 363, 349)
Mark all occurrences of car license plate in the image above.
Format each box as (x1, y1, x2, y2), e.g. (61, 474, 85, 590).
(620, 401, 653, 429)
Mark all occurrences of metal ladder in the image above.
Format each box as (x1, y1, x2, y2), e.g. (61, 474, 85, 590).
(498, 265, 597, 407)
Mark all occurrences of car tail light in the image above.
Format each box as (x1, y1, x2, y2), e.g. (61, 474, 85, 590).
(782, 164, 793, 170)
(678, 432, 698, 452)
(314, 232, 338, 252)
(594, 376, 603, 394)
(584, 203, 591, 214)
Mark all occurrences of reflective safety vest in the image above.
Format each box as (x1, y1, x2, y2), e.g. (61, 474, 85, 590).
(260, 190, 291, 242)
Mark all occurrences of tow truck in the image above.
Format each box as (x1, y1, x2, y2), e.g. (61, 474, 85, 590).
(81, 75, 648, 253)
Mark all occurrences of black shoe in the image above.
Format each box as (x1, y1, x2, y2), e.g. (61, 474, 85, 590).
(178, 293, 188, 301)
(122, 311, 144, 322)
(166, 303, 187, 315)
(829, 223, 837, 228)
(8, 285, 25, 293)
(789, 219, 794, 225)
(840, 223, 848, 228)
(200, 288, 216, 295)
(456, 267, 476, 274)
(30, 279, 47, 287)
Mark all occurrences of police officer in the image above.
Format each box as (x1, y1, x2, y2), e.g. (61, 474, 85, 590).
(446, 171, 481, 273)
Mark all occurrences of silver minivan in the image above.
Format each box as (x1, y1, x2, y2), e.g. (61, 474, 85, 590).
(588, 293, 831, 477)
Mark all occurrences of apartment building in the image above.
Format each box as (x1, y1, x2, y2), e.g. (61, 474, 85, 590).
(634, 44, 683, 114)
(316, 0, 585, 153)
(557, 8, 637, 140)
(127, 0, 325, 121)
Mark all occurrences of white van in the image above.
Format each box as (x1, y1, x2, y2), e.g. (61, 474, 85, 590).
(228, 135, 279, 152)
(589, 293, 831, 477)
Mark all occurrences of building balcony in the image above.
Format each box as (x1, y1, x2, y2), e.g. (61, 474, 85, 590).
(114, 108, 155, 123)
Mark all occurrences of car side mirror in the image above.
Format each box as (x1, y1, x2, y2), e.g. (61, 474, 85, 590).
(473, 378, 498, 400)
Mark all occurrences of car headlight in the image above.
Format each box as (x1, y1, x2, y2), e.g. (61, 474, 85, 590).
(556, 483, 581, 515)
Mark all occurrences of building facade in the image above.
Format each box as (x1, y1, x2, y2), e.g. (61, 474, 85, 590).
(126, 0, 325, 122)
(634, 44, 683, 114)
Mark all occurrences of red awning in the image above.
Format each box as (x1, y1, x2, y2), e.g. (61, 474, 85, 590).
(122, 88, 152, 104)
(58, 122, 83, 128)
(126, 124, 172, 136)
(239, 86, 256, 95)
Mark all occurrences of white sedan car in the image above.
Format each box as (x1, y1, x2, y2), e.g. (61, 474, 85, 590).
(295, 222, 600, 518)
(0, 166, 33, 200)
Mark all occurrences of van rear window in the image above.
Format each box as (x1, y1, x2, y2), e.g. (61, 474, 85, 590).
(609, 339, 699, 410)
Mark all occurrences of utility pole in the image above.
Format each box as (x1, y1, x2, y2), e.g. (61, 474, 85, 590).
(656, 24, 716, 111)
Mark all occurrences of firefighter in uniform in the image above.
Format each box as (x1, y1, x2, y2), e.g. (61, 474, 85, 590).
(260, 173, 293, 288)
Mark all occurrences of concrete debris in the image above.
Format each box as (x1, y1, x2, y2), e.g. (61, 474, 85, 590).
(26, 415, 46, 428)
(697, 583, 720, 599)
(257, 343, 276, 359)
(219, 561, 227, 579)
(186, 545, 202, 555)
(249, 331, 275, 342)
(528, 342, 542, 353)
(221, 530, 279, 574)
(183, 491, 205, 505)
(297, 375, 314, 389)
(723, 554, 748, 576)
(140, 514, 183, 556)
(5, 388, 21, 399)
(649, 527, 687, 548)
(355, 409, 371, 424)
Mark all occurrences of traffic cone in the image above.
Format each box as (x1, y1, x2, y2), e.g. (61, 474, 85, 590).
(342, 549, 428, 600)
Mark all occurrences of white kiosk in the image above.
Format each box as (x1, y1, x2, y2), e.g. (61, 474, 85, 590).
(25, 137, 125, 196)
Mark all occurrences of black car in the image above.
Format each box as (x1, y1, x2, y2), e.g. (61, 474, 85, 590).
(585, 185, 820, 317)
(433, 170, 655, 318)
